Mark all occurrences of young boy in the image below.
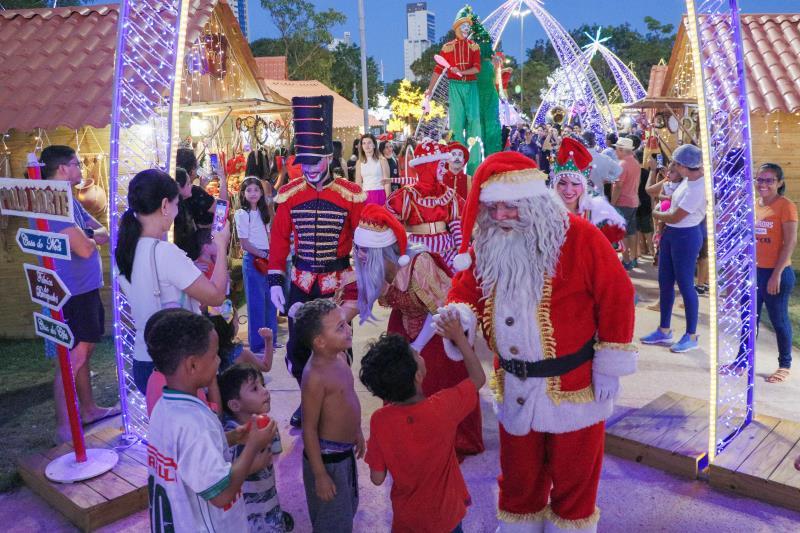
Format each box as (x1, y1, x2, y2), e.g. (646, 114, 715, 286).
(360, 308, 486, 533)
(219, 363, 294, 532)
(295, 299, 364, 533)
(144, 308, 277, 532)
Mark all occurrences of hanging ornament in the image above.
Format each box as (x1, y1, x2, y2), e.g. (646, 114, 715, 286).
(203, 33, 228, 80)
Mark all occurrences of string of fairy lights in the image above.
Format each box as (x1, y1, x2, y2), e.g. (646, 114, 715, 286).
(686, 0, 757, 460)
(109, 0, 184, 439)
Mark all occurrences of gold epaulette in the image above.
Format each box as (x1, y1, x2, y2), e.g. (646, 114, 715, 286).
(442, 41, 455, 53)
(330, 178, 367, 203)
(274, 178, 307, 204)
(469, 42, 480, 51)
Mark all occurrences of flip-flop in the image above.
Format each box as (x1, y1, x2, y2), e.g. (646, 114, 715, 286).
(82, 405, 122, 426)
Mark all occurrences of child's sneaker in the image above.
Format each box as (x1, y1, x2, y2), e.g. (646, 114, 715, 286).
(640, 329, 673, 345)
(670, 334, 699, 353)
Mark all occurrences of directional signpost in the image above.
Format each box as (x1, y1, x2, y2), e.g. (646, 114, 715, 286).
(33, 311, 75, 348)
(24, 264, 71, 312)
(16, 228, 71, 260)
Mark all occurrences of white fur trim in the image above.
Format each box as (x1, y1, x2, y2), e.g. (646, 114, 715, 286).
(398, 254, 410, 266)
(354, 226, 397, 248)
(480, 179, 548, 202)
(453, 252, 472, 271)
(434, 303, 477, 362)
(592, 346, 638, 377)
(409, 152, 451, 167)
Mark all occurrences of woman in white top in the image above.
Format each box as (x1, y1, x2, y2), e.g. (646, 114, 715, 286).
(115, 169, 230, 393)
(641, 144, 707, 354)
(355, 133, 390, 205)
(235, 177, 279, 354)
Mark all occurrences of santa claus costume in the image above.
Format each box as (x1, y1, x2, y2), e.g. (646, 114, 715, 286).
(552, 138, 627, 245)
(442, 141, 471, 201)
(349, 204, 484, 457)
(268, 95, 365, 393)
(386, 140, 464, 268)
(436, 152, 637, 532)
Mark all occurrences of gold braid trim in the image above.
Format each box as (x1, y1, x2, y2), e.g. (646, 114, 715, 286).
(489, 368, 505, 404)
(497, 507, 548, 523)
(594, 341, 638, 352)
(329, 181, 367, 203)
(275, 180, 307, 203)
(548, 385, 595, 404)
(484, 291, 498, 352)
(546, 506, 600, 529)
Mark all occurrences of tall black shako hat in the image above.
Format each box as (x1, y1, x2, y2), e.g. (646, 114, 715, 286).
(292, 95, 334, 165)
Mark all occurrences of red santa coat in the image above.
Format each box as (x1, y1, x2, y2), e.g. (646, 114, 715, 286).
(268, 177, 365, 294)
(441, 169, 469, 201)
(434, 39, 481, 81)
(442, 214, 637, 435)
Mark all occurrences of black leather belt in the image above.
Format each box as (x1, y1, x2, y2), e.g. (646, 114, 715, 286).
(292, 255, 350, 273)
(499, 339, 594, 379)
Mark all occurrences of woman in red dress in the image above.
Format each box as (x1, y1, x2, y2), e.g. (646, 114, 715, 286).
(349, 204, 484, 458)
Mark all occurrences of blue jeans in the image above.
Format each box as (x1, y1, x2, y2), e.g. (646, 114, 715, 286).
(659, 224, 704, 335)
(243, 252, 278, 353)
(132, 360, 155, 395)
(757, 267, 795, 368)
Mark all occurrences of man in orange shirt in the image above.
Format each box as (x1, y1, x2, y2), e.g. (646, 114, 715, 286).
(611, 136, 641, 270)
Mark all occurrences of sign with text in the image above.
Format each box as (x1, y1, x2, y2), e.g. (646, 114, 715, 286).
(16, 228, 71, 260)
(32, 312, 74, 348)
(0, 177, 73, 222)
(24, 263, 71, 311)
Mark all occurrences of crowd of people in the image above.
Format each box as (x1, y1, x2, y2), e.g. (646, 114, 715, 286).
(37, 88, 797, 531)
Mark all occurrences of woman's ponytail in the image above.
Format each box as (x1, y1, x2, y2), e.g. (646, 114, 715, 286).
(115, 209, 141, 280)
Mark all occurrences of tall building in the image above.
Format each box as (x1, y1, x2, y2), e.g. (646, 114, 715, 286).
(403, 2, 435, 81)
(228, 0, 249, 40)
(328, 32, 353, 51)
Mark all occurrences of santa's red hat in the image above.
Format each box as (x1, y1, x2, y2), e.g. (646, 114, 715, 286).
(409, 139, 451, 167)
(353, 204, 410, 266)
(447, 141, 470, 163)
(452, 151, 548, 271)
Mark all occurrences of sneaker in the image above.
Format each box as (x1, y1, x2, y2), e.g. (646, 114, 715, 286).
(640, 329, 673, 345)
(631, 259, 639, 269)
(670, 334, 699, 353)
(290, 405, 302, 428)
(622, 260, 634, 271)
(695, 284, 707, 295)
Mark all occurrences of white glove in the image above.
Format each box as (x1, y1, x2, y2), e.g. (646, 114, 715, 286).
(592, 371, 620, 402)
(270, 285, 285, 314)
(410, 314, 436, 353)
(421, 97, 431, 114)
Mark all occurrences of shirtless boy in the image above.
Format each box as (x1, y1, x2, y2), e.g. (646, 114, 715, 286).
(295, 299, 364, 533)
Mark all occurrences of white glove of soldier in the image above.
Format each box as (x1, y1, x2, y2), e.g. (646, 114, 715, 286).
(270, 285, 285, 314)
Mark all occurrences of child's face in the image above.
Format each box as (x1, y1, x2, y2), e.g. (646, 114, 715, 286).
(235, 376, 270, 416)
(314, 307, 352, 354)
(244, 183, 263, 206)
(190, 330, 220, 388)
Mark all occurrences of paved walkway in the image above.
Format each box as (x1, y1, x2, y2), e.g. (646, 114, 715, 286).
(2, 259, 799, 532)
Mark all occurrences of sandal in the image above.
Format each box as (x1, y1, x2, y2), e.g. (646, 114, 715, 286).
(766, 368, 790, 383)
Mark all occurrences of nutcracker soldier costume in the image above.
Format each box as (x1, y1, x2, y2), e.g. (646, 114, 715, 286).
(268, 95, 365, 426)
(442, 141, 471, 201)
(425, 6, 482, 173)
(434, 152, 637, 532)
(386, 139, 464, 268)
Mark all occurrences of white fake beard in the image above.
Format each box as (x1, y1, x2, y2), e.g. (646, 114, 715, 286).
(474, 193, 569, 304)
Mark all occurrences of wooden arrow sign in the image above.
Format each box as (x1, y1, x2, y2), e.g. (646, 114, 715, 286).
(16, 228, 71, 260)
(23, 263, 71, 311)
(32, 312, 74, 348)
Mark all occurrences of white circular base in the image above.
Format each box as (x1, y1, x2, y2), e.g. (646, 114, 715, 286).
(45, 448, 119, 483)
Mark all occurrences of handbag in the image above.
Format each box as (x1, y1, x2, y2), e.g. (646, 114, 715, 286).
(151, 240, 189, 310)
(254, 256, 269, 275)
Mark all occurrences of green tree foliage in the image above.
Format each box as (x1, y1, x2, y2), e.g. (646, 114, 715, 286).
(330, 43, 382, 108)
(253, 0, 346, 84)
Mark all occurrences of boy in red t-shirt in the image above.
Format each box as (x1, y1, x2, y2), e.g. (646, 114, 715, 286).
(360, 309, 486, 533)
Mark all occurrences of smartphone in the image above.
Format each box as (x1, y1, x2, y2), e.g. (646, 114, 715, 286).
(209, 153, 220, 175)
(212, 199, 228, 233)
(656, 154, 664, 168)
